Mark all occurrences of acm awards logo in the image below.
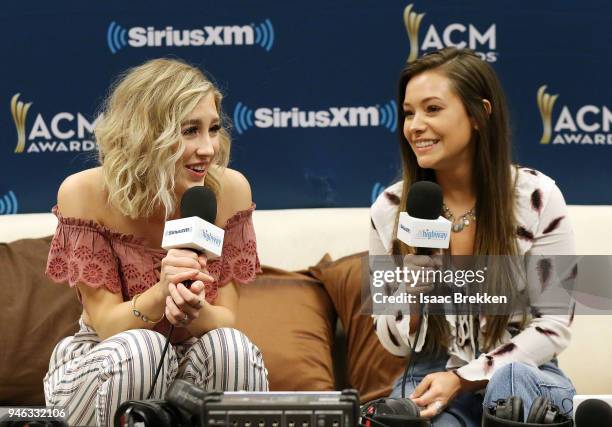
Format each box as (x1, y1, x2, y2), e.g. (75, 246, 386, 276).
(537, 86, 612, 145)
(403, 3, 498, 63)
(10, 94, 98, 154)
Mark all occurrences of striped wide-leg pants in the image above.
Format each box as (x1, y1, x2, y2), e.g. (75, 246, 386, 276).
(43, 318, 269, 427)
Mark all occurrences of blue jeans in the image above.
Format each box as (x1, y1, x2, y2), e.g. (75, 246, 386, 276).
(390, 354, 576, 426)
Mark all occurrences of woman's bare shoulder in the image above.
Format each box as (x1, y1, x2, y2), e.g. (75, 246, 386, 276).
(57, 167, 107, 221)
(214, 167, 253, 224)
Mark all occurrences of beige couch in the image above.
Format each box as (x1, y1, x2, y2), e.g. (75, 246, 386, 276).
(1, 206, 611, 395)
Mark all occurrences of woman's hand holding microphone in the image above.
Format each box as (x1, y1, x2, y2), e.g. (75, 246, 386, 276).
(402, 254, 442, 293)
(402, 254, 441, 332)
(159, 249, 213, 327)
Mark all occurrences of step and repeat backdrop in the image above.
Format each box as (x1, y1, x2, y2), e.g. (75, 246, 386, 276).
(1, 1, 610, 214)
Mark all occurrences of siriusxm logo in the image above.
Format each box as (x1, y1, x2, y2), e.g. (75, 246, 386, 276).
(417, 229, 448, 240)
(233, 101, 397, 134)
(202, 230, 222, 246)
(0, 191, 18, 215)
(166, 227, 192, 236)
(400, 224, 411, 233)
(107, 20, 274, 54)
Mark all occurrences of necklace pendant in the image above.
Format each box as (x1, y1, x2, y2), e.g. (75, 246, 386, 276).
(452, 222, 464, 232)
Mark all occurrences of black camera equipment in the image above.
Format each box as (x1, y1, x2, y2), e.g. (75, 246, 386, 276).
(115, 379, 360, 427)
(115, 379, 204, 427)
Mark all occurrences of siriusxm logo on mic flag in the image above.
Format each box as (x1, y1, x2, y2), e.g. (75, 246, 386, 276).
(0, 191, 18, 215)
(233, 101, 397, 134)
(162, 217, 224, 258)
(397, 212, 451, 249)
(107, 20, 274, 54)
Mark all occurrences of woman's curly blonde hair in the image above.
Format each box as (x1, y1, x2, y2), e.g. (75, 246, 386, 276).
(95, 58, 230, 219)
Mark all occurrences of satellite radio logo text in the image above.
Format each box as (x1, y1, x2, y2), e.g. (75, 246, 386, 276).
(107, 20, 275, 54)
(233, 101, 397, 134)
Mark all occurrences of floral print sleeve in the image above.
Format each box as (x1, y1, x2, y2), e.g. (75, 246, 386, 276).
(46, 206, 121, 295)
(203, 204, 262, 301)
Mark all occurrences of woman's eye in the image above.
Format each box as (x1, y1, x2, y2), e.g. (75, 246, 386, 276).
(403, 110, 414, 117)
(427, 105, 442, 113)
(209, 124, 221, 134)
(182, 126, 198, 136)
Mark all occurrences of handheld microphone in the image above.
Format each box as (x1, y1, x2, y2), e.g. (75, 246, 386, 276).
(397, 181, 451, 255)
(394, 182, 455, 424)
(161, 186, 224, 259)
(148, 186, 220, 399)
(574, 397, 612, 426)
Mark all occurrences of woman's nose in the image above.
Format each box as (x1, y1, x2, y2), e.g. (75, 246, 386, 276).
(409, 113, 426, 134)
(196, 135, 215, 156)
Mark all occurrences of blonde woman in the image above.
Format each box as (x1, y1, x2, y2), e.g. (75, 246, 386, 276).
(44, 58, 268, 426)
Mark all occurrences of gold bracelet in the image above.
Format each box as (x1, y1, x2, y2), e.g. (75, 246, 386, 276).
(131, 293, 165, 324)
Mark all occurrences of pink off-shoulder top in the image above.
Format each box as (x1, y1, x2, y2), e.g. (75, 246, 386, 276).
(45, 204, 262, 341)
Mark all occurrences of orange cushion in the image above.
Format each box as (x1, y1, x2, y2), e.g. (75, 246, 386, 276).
(309, 252, 406, 402)
(0, 236, 81, 404)
(236, 267, 336, 391)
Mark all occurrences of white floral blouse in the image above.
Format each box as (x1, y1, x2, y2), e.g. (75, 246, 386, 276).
(370, 166, 576, 382)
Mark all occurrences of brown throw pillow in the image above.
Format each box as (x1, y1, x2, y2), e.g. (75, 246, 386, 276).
(309, 252, 406, 402)
(236, 266, 336, 391)
(0, 236, 82, 405)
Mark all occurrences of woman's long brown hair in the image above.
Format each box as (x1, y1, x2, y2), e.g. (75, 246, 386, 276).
(393, 48, 522, 353)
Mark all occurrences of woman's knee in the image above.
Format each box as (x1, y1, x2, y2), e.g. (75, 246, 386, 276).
(200, 328, 257, 358)
(198, 327, 268, 391)
(103, 329, 167, 360)
(484, 362, 540, 405)
(484, 361, 574, 409)
(98, 329, 175, 380)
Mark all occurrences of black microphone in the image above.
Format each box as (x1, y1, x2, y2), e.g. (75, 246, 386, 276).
(575, 398, 612, 426)
(162, 186, 221, 288)
(406, 181, 443, 220)
(180, 185, 217, 226)
(148, 186, 219, 399)
(397, 181, 450, 256)
(162, 186, 223, 265)
(396, 182, 451, 416)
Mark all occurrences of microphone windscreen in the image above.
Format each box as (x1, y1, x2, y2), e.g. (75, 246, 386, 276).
(406, 181, 443, 220)
(575, 399, 612, 426)
(180, 186, 217, 224)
